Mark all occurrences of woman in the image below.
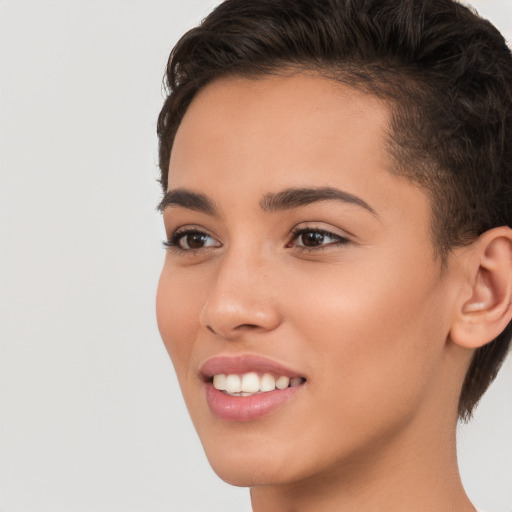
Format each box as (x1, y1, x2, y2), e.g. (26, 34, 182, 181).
(156, 1, 512, 510)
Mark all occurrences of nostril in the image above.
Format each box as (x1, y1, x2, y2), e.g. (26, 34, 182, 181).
(237, 323, 260, 330)
(205, 323, 260, 336)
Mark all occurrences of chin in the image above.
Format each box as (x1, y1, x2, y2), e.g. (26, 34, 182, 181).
(207, 456, 296, 488)
(201, 436, 306, 488)
(210, 464, 268, 488)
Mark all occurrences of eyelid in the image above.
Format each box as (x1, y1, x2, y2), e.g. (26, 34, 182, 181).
(164, 225, 222, 253)
(290, 222, 353, 240)
(287, 223, 352, 250)
(170, 224, 220, 239)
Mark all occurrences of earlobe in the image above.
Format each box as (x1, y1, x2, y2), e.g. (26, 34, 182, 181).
(450, 227, 512, 349)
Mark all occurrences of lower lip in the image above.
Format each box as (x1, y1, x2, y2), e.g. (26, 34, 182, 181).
(205, 383, 303, 422)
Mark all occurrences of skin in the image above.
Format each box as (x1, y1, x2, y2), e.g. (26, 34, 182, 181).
(156, 73, 482, 512)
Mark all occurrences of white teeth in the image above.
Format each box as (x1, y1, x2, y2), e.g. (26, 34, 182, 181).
(260, 373, 276, 392)
(225, 374, 242, 394)
(241, 372, 260, 393)
(275, 376, 290, 390)
(213, 374, 227, 391)
(212, 372, 304, 394)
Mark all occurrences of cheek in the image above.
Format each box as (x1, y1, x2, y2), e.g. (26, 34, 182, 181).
(156, 264, 203, 377)
(286, 253, 449, 423)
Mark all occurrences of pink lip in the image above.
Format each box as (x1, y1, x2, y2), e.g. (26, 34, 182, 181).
(200, 355, 306, 422)
(200, 354, 304, 379)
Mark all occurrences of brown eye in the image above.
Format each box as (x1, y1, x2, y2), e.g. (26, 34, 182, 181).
(167, 230, 221, 251)
(180, 233, 209, 249)
(290, 227, 349, 250)
(301, 231, 326, 247)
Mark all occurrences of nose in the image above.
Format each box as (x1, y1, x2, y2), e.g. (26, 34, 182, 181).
(199, 252, 282, 340)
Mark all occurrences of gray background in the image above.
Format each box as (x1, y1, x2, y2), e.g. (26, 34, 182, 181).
(0, 1, 511, 511)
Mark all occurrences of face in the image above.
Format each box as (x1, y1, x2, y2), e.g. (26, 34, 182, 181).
(156, 73, 461, 487)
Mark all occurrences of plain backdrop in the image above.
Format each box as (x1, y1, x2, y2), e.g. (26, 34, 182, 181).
(1, 1, 511, 511)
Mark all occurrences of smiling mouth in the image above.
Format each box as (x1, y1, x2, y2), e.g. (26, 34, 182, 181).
(201, 356, 307, 421)
(211, 372, 307, 396)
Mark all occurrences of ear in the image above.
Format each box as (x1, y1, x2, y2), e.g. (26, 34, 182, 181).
(450, 227, 512, 349)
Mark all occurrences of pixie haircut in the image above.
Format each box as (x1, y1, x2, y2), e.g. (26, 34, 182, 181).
(157, 0, 512, 420)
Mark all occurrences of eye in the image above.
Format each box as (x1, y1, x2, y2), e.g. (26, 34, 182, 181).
(288, 227, 349, 250)
(164, 229, 221, 252)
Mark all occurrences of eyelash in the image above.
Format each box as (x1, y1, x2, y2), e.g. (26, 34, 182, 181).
(163, 226, 350, 254)
(288, 226, 350, 252)
(163, 228, 216, 254)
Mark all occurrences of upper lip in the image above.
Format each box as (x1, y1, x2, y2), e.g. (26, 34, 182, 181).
(200, 354, 306, 381)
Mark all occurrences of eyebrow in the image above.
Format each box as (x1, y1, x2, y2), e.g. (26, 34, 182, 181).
(158, 188, 218, 215)
(260, 187, 377, 215)
(158, 186, 377, 217)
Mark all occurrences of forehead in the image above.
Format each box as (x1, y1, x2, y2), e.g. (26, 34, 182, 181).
(166, 72, 432, 240)
(169, 72, 392, 189)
